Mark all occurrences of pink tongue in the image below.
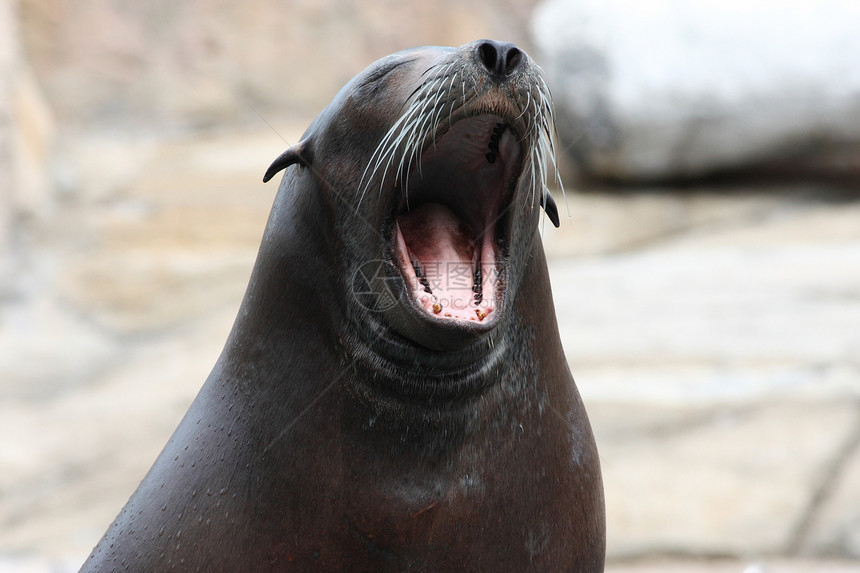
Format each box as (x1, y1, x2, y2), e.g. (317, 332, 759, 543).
(397, 203, 474, 269)
(397, 204, 487, 320)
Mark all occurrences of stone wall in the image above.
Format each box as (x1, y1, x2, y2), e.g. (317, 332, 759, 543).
(0, 0, 16, 293)
(18, 0, 539, 130)
(0, 0, 54, 298)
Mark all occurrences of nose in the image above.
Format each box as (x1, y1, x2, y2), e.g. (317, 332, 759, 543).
(476, 40, 524, 78)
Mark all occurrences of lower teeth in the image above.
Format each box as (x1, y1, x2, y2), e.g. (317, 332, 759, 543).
(408, 252, 488, 314)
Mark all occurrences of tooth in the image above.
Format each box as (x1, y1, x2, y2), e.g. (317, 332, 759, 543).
(472, 249, 483, 303)
(411, 256, 424, 278)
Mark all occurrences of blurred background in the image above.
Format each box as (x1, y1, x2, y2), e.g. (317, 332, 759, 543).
(1, 0, 859, 571)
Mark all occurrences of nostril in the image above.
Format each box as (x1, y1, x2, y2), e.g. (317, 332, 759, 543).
(478, 41, 499, 74)
(476, 40, 524, 78)
(505, 48, 523, 76)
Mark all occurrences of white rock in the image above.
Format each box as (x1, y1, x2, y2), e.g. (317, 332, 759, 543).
(531, 0, 860, 180)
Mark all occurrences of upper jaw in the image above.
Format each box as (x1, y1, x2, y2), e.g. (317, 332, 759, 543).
(386, 111, 526, 338)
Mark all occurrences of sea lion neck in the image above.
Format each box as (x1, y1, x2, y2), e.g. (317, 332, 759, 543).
(337, 248, 554, 415)
(340, 305, 516, 431)
(224, 166, 342, 355)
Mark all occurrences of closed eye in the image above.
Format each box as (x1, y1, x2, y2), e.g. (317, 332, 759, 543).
(363, 57, 416, 86)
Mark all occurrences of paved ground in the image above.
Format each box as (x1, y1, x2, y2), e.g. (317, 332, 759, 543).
(607, 559, 860, 572)
(1, 126, 858, 571)
(0, 557, 858, 573)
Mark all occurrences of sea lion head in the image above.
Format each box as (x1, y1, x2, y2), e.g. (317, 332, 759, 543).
(264, 40, 561, 371)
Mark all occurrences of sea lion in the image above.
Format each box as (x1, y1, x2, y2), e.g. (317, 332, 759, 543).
(80, 39, 605, 572)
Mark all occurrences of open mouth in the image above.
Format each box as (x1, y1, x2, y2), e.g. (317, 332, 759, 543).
(391, 114, 523, 325)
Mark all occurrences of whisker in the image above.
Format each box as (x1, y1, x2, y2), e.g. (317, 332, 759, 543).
(361, 52, 565, 231)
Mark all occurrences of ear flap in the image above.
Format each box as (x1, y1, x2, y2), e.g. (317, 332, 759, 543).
(541, 190, 560, 228)
(262, 141, 313, 183)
